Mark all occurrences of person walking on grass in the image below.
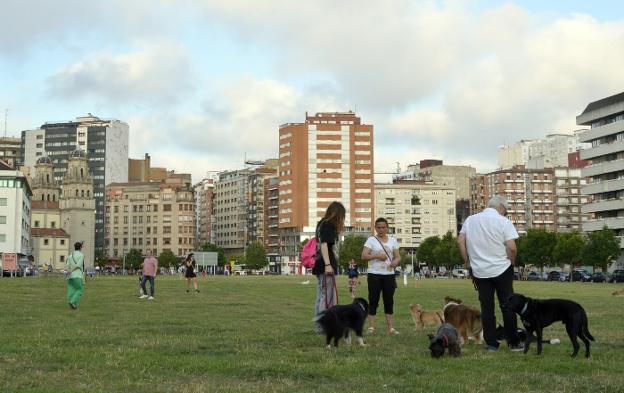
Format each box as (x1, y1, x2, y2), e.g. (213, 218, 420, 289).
(66, 242, 85, 310)
(140, 250, 158, 300)
(313, 201, 346, 315)
(457, 195, 522, 352)
(362, 217, 401, 335)
(347, 259, 360, 299)
(184, 253, 199, 293)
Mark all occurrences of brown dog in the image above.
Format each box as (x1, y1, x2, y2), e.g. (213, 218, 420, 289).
(443, 296, 483, 345)
(409, 304, 443, 330)
(612, 288, 624, 297)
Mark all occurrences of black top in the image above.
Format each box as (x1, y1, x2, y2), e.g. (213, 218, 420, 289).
(312, 219, 338, 275)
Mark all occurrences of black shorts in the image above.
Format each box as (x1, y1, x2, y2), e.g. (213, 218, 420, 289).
(185, 271, 196, 278)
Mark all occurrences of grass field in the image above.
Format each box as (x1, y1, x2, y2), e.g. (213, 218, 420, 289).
(0, 275, 622, 393)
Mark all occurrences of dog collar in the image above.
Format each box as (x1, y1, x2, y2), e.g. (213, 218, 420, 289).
(358, 303, 366, 312)
(442, 334, 449, 347)
(520, 302, 528, 315)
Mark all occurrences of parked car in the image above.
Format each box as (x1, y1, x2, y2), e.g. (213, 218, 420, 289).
(609, 269, 624, 283)
(526, 272, 541, 281)
(451, 268, 469, 279)
(571, 270, 591, 282)
(547, 271, 563, 282)
(513, 271, 520, 280)
(591, 272, 607, 283)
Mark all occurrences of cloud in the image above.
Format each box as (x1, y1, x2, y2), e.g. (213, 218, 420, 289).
(46, 43, 195, 107)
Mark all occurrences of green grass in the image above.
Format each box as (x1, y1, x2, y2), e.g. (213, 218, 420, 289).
(0, 275, 622, 393)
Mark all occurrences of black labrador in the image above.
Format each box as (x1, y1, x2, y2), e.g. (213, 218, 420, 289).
(504, 293, 594, 358)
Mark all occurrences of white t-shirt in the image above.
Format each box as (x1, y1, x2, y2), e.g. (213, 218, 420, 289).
(364, 236, 400, 275)
(460, 208, 519, 279)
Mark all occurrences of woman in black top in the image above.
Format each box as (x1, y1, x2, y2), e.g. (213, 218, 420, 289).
(313, 201, 345, 315)
(184, 253, 199, 293)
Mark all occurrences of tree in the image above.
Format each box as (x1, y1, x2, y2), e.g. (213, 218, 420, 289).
(125, 248, 143, 270)
(432, 231, 462, 270)
(339, 235, 367, 268)
(552, 231, 586, 272)
(94, 250, 108, 268)
(416, 235, 440, 269)
(201, 242, 227, 266)
(158, 250, 179, 268)
(517, 228, 556, 275)
(246, 241, 268, 270)
(582, 226, 620, 272)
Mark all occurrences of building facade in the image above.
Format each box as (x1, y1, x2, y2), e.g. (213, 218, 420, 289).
(213, 169, 250, 255)
(104, 174, 195, 259)
(578, 91, 624, 246)
(0, 166, 32, 256)
(498, 132, 589, 170)
(0, 137, 22, 169)
(375, 181, 456, 250)
(263, 177, 280, 265)
(278, 112, 374, 258)
(470, 166, 587, 234)
(128, 153, 168, 182)
(21, 114, 129, 254)
(194, 177, 216, 248)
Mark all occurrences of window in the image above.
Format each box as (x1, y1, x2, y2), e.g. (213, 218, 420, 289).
(163, 204, 171, 212)
(51, 221, 56, 228)
(0, 234, 5, 242)
(61, 239, 65, 245)
(44, 239, 49, 245)
(60, 255, 65, 262)
(0, 198, 6, 206)
(34, 220, 39, 227)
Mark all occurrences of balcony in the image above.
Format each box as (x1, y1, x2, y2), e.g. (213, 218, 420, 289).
(581, 139, 624, 161)
(583, 217, 624, 232)
(582, 178, 624, 196)
(581, 198, 624, 214)
(578, 121, 624, 143)
(585, 158, 624, 178)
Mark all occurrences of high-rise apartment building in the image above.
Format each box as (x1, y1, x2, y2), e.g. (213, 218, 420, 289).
(263, 177, 280, 266)
(193, 176, 217, 247)
(374, 181, 456, 250)
(278, 112, 374, 257)
(0, 162, 32, 256)
(104, 173, 195, 259)
(578, 91, 624, 246)
(213, 169, 251, 254)
(498, 132, 589, 170)
(21, 114, 129, 254)
(247, 161, 278, 247)
(470, 166, 587, 234)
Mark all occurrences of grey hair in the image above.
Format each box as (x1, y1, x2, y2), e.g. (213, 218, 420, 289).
(487, 195, 509, 210)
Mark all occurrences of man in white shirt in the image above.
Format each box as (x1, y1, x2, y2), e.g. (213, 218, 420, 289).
(457, 195, 522, 352)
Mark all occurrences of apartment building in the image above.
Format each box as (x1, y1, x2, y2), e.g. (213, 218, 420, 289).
(194, 177, 216, 247)
(0, 137, 22, 169)
(247, 161, 278, 247)
(498, 132, 589, 170)
(263, 177, 280, 265)
(128, 153, 168, 182)
(212, 169, 250, 254)
(104, 174, 195, 259)
(470, 166, 587, 234)
(22, 114, 129, 254)
(578, 91, 624, 245)
(278, 111, 374, 257)
(375, 181, 456, 250)
(0, 163, 31, 256)
(395, 160, 475, 200)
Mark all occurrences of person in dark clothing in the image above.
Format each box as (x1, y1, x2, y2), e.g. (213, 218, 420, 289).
(347, 259, 359, 298)
(313, 201, 345, 315)
(184, 253, 199, 293)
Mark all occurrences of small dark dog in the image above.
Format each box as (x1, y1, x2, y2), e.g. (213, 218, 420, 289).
(504, 293, 594, 358)
(428, 323, 461, 358)
(315, 298, 369, 347)
(495, 324, 560, 345)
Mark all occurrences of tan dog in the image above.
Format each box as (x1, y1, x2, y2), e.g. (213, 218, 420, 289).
(443, 296, 483, 345)
(409, 304, 443, 330)
(612, 288, 624, 296)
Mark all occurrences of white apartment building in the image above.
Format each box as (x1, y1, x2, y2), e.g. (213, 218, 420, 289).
(375, 181, 456, 250)
(578, 91, 624, 248)
(498, 132, 589, 170)
(0, 166, 32, 256)
(213, 169, 251, 254)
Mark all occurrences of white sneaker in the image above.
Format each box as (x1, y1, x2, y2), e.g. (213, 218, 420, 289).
(140, 295, 148, 299)
(148, 296, 154, 300)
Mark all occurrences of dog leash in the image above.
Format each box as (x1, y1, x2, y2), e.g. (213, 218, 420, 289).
(322, 274, 339, 310)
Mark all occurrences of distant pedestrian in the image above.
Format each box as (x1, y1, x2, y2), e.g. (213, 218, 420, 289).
(347, 259, 359, 298)
(313, 201, 345, 315)
(140, 250, 158, 300)
(184, 253, 199, 293)
(66, 242, 85, 310)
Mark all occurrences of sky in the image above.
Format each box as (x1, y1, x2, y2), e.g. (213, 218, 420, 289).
(2, 0, 624, 182)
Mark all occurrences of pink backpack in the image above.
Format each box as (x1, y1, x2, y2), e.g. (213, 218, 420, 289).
(300, 237, 318, 269)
